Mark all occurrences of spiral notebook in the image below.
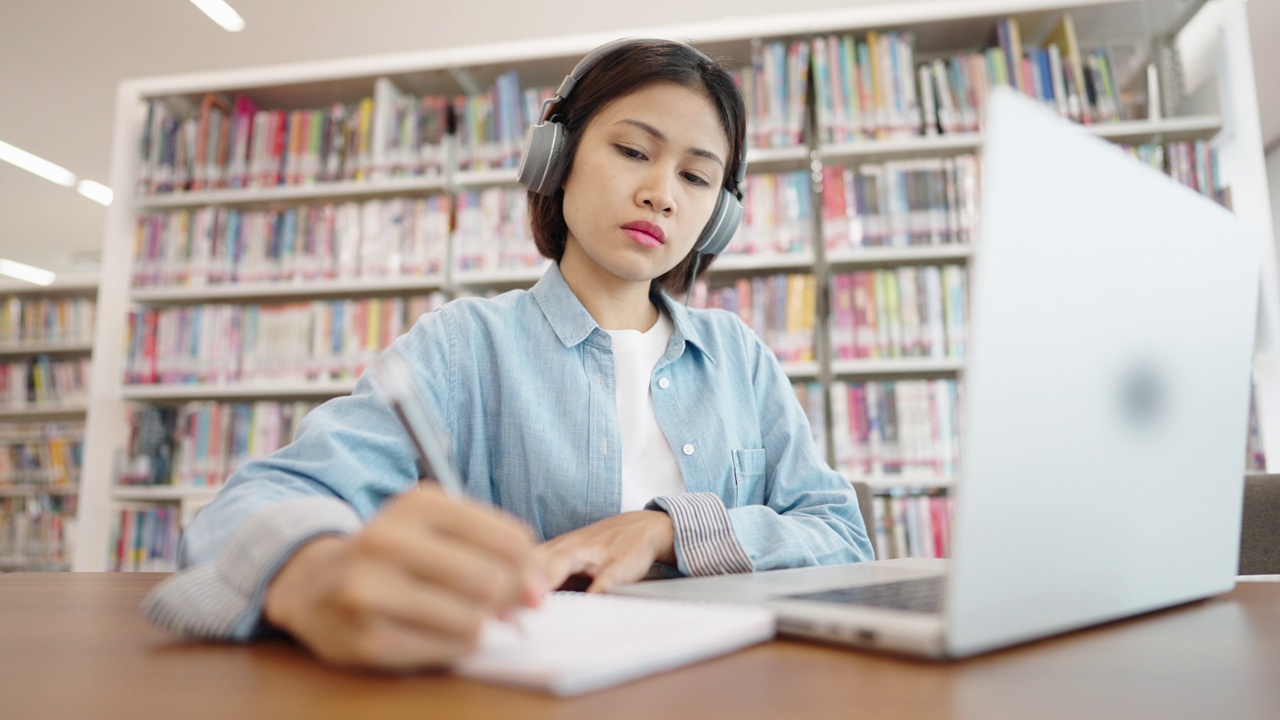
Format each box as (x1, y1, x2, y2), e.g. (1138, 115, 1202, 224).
(453, 592, 776, 696)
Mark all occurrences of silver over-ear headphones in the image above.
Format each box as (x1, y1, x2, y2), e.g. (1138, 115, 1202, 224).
(516, 38, 747, 258)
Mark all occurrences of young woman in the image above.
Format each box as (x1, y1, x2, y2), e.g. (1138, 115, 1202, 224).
(144, 38, 873, 671)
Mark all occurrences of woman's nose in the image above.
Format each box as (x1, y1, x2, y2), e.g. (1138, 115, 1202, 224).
(637, 171, 676, 215)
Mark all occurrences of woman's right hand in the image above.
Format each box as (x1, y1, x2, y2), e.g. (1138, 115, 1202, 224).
(263, 485, 546, 671)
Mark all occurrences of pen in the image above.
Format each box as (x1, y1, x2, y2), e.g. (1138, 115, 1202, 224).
(375, 351, 529, 639)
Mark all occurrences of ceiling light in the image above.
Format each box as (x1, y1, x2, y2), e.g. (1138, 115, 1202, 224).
(0, 139, 76, 187)
(76, 179, 114, 206)
(189, 0, 246, 32)
(0, 259, 56, 287)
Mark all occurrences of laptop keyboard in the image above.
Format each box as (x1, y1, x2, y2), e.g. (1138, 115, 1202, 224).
(784, 576, 945, 614)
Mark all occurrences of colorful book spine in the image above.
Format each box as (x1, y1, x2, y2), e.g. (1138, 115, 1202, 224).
(0, 492, 77, 566)
(792, 381, 827, 460)
(870, 491, 953, 560)
(737, 38, 812, 148)
(0, 297, 95, 345)
(0, 357, 90, 409)
(120, 401, 321, 488)
(722, 171, 814, 257)
(895, 14, 1125, 136)
(135, 84, 455, 195)
(109, 504, 180, 572)
(829, 265, 966, 360)
(1123, 140, 1225, 203)
(696, 273, 817, 363)
(132, 197, 450, 288)
(0, 421, 84, 487)
(831, 379, 961, 482)
(122, 294, 446, 387)
(451, 188, 541, 274)
(821, 156, 979, 251)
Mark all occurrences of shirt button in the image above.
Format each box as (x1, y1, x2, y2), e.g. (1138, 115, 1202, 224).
(658, 377, 670, 390)
(682, 443, 695, 456)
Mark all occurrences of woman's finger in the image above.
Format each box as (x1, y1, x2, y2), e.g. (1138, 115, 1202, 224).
(329, 554, 490, 642)
(381, 488, 548, 606)
(584, 548, 653, 593)
(400, 487, 539, 570)
(355, 517, 530, 613)
(536, 542, 602, 591)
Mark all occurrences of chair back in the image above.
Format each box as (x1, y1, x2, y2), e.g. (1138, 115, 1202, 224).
(1239, 474, 1280, 575)
(851, 481, 878, 560)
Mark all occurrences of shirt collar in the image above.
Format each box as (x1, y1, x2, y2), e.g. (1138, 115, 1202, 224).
(652, 285, 716, 366)
(530, 263, 717, 365)
(530, 262, 599, 347)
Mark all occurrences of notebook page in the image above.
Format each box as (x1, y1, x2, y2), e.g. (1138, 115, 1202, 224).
(453, 592, 776, 696)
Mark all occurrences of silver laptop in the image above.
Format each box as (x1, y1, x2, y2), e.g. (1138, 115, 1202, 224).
(611, 87, 1262, 659)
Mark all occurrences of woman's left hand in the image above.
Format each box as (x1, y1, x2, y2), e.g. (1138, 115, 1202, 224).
(536, 510, 678, 593)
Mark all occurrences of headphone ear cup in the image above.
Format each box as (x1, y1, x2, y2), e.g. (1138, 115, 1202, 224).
(693, 187, 743, 256)
(517, 121, 568, 195)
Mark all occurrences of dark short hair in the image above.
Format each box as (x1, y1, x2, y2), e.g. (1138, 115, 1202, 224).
(527, 39, 747, 296)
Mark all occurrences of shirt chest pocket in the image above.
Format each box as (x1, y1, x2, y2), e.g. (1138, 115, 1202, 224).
(730, 448, 766, 507)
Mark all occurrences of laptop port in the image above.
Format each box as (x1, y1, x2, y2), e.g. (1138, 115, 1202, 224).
(855, 629, 877, 644)
(779, 618, 815, 632)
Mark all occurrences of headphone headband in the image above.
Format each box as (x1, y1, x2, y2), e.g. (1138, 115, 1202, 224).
(540, 39, 742, 192)
(553, 38, 645, 108)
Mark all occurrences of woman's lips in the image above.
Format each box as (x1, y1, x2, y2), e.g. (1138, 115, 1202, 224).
(622, 222, 664, 248)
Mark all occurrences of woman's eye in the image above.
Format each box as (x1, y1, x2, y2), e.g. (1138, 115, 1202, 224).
(683, 173, 710, 187)
(616, 145, 645, 160)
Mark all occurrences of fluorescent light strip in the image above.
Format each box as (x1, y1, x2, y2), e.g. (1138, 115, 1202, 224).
(189, 0, 246, 32)
(76, 179, 114, 206)
(0, 259, 56, 287)
(0, 139, 77, 187)
(0, 139, 111, 206)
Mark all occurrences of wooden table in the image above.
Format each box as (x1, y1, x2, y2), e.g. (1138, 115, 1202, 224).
(2, 573, 1278, 719)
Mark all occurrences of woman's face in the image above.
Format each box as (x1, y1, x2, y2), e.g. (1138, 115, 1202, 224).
(559, 81, 730, 293)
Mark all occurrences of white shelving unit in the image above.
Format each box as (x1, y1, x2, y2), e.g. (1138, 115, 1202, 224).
(860, 475, 958, 490)
(75, 0, 1278, 571)
(119, 381, 360, 403)
(128, 276, 448, 304)
(825, 246, 975, 268)
(0, 557, 71, 572)
(820, 114, 1223, 160)
(0, 485, 80, 498)
(831, 358, 966, 377)
(0, 273, 97, 572)
(0, 405, 91, 422)
(0, 274, 99, 296)
(0, 341, 95, 357)
(133, 175, 449, 210)
(711, 253, 818, 273)
(111, 486, 220, 502)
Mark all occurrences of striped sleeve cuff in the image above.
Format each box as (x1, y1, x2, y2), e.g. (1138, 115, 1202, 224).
(142, 496, 362, 641)
(646, 492, 753, 576)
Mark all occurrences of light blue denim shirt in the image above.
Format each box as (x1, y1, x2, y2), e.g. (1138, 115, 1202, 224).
(143, 263, 873, 640)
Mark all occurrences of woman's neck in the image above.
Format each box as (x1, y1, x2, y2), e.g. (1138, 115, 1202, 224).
(558, 251, 660, 332)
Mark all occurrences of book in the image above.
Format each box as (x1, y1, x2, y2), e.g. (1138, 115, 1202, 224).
(192, 93, 230, 191)
(453, 591, 775, 696)
(1045, 14, 1086, 117)
(371, 77, 404, 180)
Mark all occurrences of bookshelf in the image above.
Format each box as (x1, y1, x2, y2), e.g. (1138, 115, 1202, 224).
(76, 0, 1278, 570)
(0, 273, 97, 573)
(128, 276, 447, 304)
(818, 113, 1225, 162)
(132, 176, 450, 210)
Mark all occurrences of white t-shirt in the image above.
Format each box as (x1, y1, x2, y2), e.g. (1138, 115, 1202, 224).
(605, 310, 686, 512)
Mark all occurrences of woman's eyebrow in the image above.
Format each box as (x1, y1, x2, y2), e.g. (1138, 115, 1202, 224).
(616, 118, 725, 168)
